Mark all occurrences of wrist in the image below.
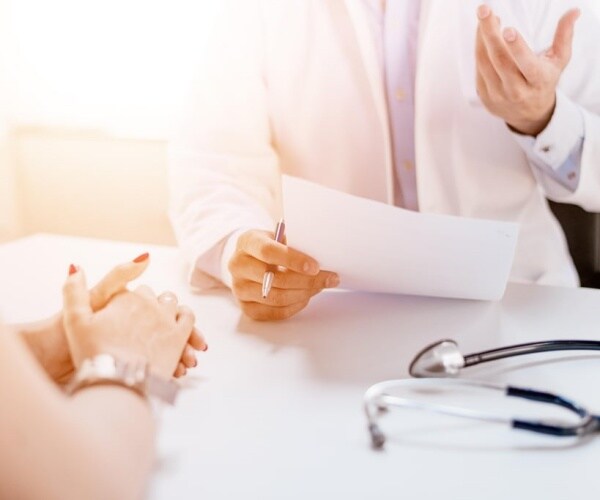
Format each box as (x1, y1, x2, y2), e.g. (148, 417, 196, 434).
(508, 96, 557, 137)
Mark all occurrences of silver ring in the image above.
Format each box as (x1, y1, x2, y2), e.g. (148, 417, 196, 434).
(157, 291, 178, 306)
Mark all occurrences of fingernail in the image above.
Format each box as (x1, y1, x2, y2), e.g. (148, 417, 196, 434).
(193, 358, 198, 367)
(133, 252, 149, 263)
(69, 264, 78, 276)
(303, 261, 319, 275)
(326, 275, 340, 288)
(202, 345, 209, 352)
(503, 27, 517, 42)
(477, 4, 490, 19)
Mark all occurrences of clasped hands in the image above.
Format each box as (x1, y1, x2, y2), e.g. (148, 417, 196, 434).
(19, 254, 206, 383)
(476, 4, 580, 136)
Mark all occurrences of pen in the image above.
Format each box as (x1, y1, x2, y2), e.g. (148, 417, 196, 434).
(262, 219, 286, 299)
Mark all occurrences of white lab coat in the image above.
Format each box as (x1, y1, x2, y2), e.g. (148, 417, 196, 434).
(169, 0, 600, 289)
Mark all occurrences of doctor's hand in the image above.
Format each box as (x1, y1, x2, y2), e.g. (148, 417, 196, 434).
(476, 5, 580, 136)
(228, 230, 340, 321)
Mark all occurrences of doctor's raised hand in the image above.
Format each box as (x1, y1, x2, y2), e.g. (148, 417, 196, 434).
(228, 230, 340, 321)
(476, 4, 580, 136)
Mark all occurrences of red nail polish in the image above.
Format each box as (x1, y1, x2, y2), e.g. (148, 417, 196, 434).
(133, 252, 149, 263)
(69, 264, 78, 276)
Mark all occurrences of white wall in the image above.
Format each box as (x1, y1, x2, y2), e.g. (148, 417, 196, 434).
(14, 129, 175, 245)
(0, 0, 21, 242)
(0, 140, 20, 242)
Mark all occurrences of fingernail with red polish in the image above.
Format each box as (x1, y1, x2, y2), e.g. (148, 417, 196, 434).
(133, 252, 149, 263)
(69, 264, 78, 276)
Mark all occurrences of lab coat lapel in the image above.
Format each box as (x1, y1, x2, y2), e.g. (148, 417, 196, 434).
(343, 0, 394, 204)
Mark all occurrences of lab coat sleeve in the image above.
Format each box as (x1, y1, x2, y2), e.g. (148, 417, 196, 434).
(512, 91, 584, 192)
(168, 0, 279, 289)
(526, 1, 600, 211)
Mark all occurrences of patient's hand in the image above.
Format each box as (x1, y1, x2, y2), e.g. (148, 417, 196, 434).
(19, 254, 206, 382)
(63, 268, 197, 379)
(228, 230, 339, 321)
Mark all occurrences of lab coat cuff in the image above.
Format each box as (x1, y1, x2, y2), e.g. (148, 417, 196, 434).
(219, 228, 252, 289)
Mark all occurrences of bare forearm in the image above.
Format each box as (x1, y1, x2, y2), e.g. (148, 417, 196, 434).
(67, 386, 156, 500)
(0, 333, 156, 500)
(15, 315, 73, 382)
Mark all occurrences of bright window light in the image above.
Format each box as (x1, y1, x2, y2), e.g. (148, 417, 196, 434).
(10, 0, 215, 139)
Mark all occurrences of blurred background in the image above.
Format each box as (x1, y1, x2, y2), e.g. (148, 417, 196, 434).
(0, 0, 215, 245)
(1, 0, 600, 282)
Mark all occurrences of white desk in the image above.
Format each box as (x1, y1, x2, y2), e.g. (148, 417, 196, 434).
(1, 234, 599, 500)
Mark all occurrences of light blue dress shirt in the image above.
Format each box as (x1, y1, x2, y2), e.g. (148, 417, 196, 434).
(364, 0, 585, 210)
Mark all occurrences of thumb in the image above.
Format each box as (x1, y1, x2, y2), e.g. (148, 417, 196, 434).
(89, 253, 150, 311)
(63, 265, 93, 327)
(548, 8, 580, 68)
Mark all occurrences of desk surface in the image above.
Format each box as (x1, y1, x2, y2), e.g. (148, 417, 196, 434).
(1, 234, 599, 500)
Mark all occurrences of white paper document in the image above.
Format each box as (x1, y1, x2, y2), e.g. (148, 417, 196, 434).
(282, 176, 519, 301)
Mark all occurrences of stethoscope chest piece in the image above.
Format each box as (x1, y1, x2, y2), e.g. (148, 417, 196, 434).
(409, 339, 465, 378)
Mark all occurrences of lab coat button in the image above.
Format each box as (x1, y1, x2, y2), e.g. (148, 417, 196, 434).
(396, 88, 406, 102)
(541, 145, 552, 153)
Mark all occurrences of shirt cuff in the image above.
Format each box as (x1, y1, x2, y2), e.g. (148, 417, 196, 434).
(511, 91, 584, 190)
(511, 90, 584, 168)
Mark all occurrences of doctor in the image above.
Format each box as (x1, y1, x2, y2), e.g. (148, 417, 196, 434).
(170, 1, 600, 321)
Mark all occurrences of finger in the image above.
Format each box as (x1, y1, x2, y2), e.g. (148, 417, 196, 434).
(476, 66, 489, 100)
(157, 291, 179, 317)
(232, 253, 339, 289)
(134, 285, 157, 301)
(549, 8, 580, 68)
(175, 306, 196, 336)
(89, 253, 150, 311)
(238, 231, 320, 276)
(187, 328, 208, 352)
(502, 27, 540, 83)
(477, 7, 526, 87)
(174, 362, 186, 378)
(63, 265, 93, 326)
(241, 300, 311, 322)
(234, 280, 322, 307)
(181, 344, 197, 368)
(476, 26, 503, 95)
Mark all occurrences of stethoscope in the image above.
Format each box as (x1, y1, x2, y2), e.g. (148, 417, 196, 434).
(364, 339, 600, 449)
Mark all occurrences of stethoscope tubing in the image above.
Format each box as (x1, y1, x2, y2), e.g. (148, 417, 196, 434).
(464, 340, 600, 368)
(364, 379, 600, 449)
